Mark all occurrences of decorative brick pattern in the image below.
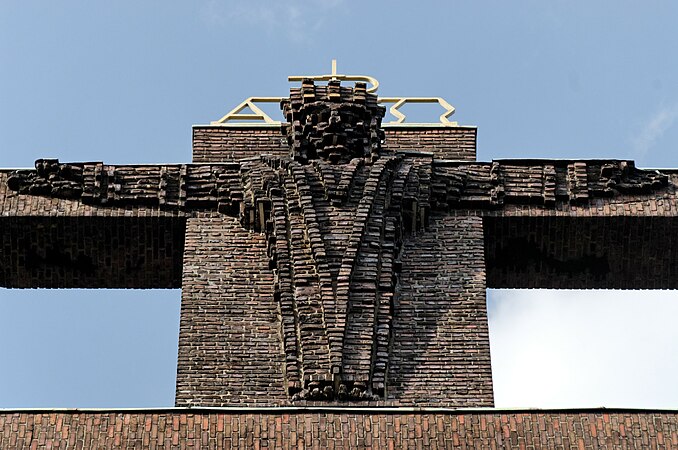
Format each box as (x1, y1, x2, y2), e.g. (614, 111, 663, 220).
(0, 171, 181, 218)
(430, 160, 668, 210)
(5, 161, 245, 214)
(473, 172, 678, 218)
(178, 83, 449, 402)
(4, 153, 678, 405)
(281, 80, 385, 164)
(0, 410, 675, 449)
(8, 159, 667, 219)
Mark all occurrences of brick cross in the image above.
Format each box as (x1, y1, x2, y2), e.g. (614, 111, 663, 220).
(1, 78, 672, 407)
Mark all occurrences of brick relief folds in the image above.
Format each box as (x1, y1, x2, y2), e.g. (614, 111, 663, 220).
(6, 80, 671, 401)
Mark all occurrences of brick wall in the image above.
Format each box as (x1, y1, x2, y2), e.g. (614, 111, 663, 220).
(0, 172, 185, 289)
(0, 171, 183, 218)
(479, 173, 678, 218)
(192, 127, 288, 162)
(389, 213, 493, 406)
(485, 216, 678, 289)
(175, 211, 493, 407)
(0, 216, 184, 288)
(176, 214, 288, 406)
(192, 126, 477, 163)
(0, 409, 674, 449)
(382, 126, 477, 160)
(476, 176, 678, 289)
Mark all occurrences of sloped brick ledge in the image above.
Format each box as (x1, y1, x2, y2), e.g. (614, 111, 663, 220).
(0, 408, 675, 449)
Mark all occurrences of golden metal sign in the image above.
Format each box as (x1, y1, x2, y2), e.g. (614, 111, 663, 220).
(288, 59, 380, 94)
(211, 60, 457, 126)
(211, 97, 283, 125)
(378, 97, 457, 126)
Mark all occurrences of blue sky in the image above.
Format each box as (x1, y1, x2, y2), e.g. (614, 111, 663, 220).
(1, 1, 678, 408)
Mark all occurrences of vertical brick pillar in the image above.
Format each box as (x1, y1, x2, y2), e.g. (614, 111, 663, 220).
(388, 213, 494, 406)
(176, 214, 287, 406)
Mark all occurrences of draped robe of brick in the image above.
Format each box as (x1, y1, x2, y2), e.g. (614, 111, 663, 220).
(234, 80, 432, 400)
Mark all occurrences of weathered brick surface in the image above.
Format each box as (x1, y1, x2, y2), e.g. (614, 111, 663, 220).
(192, 126, 477, 163)
(4, 150, 678, 404)
(479, 172, 678, 218)
(382, 126, 477, 160)
(470, 173, 678, 289)
(0, 172, 185, 288)
(485, 216, 678, 289)
(0, 410, 675, 449)
(389, 213, 493, 406)
(429, 160, 669, 210)
(0, 216, 184, 288)
(192, 127, 288, 162)
(176, 214, 288, 406)
(0, 171, 181, 218)
(281, 80, 385, 164)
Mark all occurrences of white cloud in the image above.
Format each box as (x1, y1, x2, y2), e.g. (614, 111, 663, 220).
(488, 289, 678, 409)
(198, 0, 344, 43)
(631, 104, 678, 161)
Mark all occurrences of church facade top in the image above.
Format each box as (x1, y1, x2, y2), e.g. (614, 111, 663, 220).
(1, 63, 677, 448)
(1, 63, 676, 407)
(210, 60, 458, 127)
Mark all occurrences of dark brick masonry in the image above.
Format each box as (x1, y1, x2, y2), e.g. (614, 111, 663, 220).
(0, 216, 184, 288)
